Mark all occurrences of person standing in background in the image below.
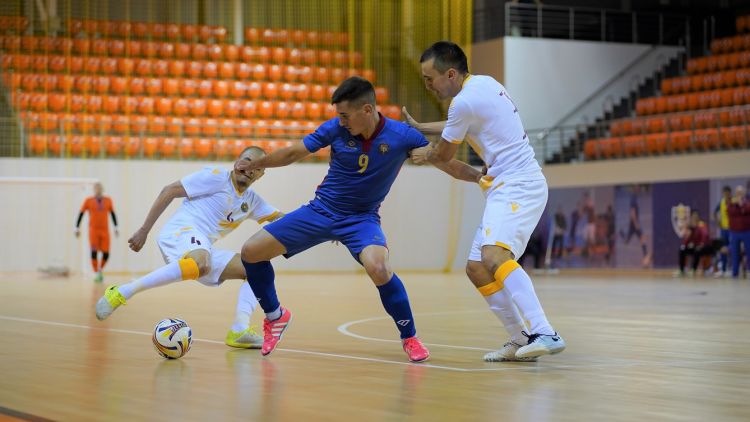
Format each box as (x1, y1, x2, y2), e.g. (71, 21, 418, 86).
(76, 182, 118, 282)
(728, 185, 750, 278)
(713, 186, 732, 278)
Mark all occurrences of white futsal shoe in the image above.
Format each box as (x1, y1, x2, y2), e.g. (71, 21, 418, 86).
(516, 331, 566, 359)
(484, 341, 538, 362)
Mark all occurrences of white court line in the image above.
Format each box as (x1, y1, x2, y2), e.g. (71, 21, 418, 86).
(338, 310, 498, 351)
(2, 315, 748, 373)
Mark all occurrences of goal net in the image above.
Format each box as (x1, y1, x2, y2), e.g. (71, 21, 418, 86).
(0, 176, 99, 275)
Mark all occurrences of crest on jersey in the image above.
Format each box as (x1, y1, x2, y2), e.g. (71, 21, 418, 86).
(379, 143, 389, 154)
(671, 203, 691, 238)
(241, 202, 249, 212)
(347, 140, 357, 148)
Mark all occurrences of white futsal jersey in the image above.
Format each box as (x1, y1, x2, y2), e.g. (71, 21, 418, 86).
(442, 75, 547, 260)
(157, 166, 279, 284)
(442, 75, 542, 181)
(169, 166, 279, 243)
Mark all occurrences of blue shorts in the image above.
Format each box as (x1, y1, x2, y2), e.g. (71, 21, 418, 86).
(264, 201, 387, 261)
(720, 229, 730, 246)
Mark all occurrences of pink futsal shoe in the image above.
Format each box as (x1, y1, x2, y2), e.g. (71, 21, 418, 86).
(261, 307, 293, 356)
(402, 336, 430, 362)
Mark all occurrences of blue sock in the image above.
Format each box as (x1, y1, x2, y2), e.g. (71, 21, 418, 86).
(720, 253, 728, 272)
(376, 274, 416, 339)
(242, 260, 279, 314)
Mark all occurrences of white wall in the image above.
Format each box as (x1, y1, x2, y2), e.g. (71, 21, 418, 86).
(0, 158, 485, 274)
(503, 37, 681, 132)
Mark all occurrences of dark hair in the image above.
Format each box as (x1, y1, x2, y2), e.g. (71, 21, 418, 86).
(420, 41, 469, 74)
(239, 146, 266, 158)
(723, 185, 732, 193)
(331, 76, 376, 106)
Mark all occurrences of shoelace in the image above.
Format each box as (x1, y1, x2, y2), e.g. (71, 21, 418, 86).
(262, 319, 274, 341)
(522, 331, 542, 344)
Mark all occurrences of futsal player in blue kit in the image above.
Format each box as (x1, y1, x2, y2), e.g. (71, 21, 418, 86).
(235, 77, 480, 362)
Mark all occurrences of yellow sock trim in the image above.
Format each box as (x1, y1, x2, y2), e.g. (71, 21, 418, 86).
(477, 281, 502, 297)
(493, 260, 520, 289)
(178, 257, 200, 281)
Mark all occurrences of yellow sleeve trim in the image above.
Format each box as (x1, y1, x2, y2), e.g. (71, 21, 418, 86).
(494, 260, 520, 284)
(477, 280, 503, 297)
(178, 257, 200, 281)
(446, 138, 463, 144)
(257, 210, 281, 224)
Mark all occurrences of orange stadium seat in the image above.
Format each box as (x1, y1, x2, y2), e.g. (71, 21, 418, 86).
(149, 116, 167, 133)
(183, 117, 200, 136)
(123, 136, 141, 157)
(256, 46, 271, 63)
(143, 137, 159, 157)
(236, 62, 252, 79)
(69, 135, 85, 156)
(268, 65, 283, 81)
(195, 138, 212, 158)
(240, 100, 258, 118)
(213, 80, 229, 97)
(168, 60, 186, 78)
(258, 101, 274, 119)
(96, 115, 113, 133)
(669, 131, 693, 152)
(645, 133, 668, 155)
(188, 99, 207, 117)
(179, 138, 195, 158)
(159, 137, 178, 157)
(181, 24, 197, 42)
(220, 118, 236, 137)
(224, 99, 241, 117)
(166, 24, 180, 40)
(47, 135, 65, 156)
(186, 61, 203, 79)
(252, 63, 267, 80)
(105, 136, 124, 156)
(197, 80, 212, 97)
(179, 79, 198, 96)
(163, 78, 180, 96)
(208, 44, 224, 61)
(246, 81, 262, 99)
(202, 118, 218, 137)
(214, 138, 230, 159)
(229, 81, 246, 98)
(28, 134, 46, 155)
(225, 45, 239, 62)
(137, 97, 155, 115)
(694, 128, 720, 151)
(192, 44, 208, 61)
(86, 135, 103, 157)
(207, 99, 224, 117)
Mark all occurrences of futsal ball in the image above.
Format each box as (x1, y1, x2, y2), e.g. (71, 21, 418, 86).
(152, 318, 193, 359)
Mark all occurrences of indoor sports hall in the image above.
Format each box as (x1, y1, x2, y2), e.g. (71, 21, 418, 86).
(0, 1, 748, 421)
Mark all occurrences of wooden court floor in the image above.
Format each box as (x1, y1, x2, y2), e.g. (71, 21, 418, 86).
(0, 271, 749, 422)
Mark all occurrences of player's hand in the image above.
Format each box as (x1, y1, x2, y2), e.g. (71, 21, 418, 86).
(128, 228, 149, 252)
(234, 158, 260, 178)
(410, 146, 431, 165)
(74, 229, 80, 238)
(401, 106, 421, 130)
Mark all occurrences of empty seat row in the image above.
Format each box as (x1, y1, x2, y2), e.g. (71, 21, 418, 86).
(21, 112, 322, 137)
(661, 68, 750, 95)
(710, 34, 750, 55)
(1, 55, 376, 84)
(0, 16, 28, 34)
(635, 87, 750, 115)
(27, 134, 330, 160)
(611, 107, 750, 136)
(585, 127, 748, 159)
(67, 20, 227, 43)
(0, 36, 363, 66)
(5, 74, 388, 102)
(686, 51, 750, 75)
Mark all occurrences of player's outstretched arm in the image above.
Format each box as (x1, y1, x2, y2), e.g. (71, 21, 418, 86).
(402, 106, 446, 135)
(128, 181, 187, 252)
(412, 141, 482, 183)
(235, 142, 310, 176)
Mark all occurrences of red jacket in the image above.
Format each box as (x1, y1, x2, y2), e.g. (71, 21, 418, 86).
(728, 200, 750, 232)
(682, 221, 709, 247)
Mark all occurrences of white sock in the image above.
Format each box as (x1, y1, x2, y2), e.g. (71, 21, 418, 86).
(483, 288, 528, 345)
(501, 264, 555, 335)
(117, 261, 183, 300)
(266, 307, 282, 321)
(231, 282, 258, 332)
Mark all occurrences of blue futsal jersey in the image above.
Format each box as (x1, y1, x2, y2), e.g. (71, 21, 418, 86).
(303, 115, 429, 215)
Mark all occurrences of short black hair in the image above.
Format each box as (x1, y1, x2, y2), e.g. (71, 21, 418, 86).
(723, 185, 732, 193)
(331, 76, 376, 106)
(420, 41, 469, 74)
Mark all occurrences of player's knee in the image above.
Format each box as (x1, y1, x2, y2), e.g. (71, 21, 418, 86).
(364, 260, 392, 284)
(241, 240, 260, 263)
(465, 261, 486, 283)
(480, 251, 513, 275)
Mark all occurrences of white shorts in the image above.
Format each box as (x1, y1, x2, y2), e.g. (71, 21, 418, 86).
(157, 225, 235, 287)
(468, 176, 548, 262)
